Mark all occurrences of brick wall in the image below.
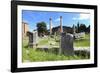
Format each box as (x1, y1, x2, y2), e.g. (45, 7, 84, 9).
(22, 22, 29, 37)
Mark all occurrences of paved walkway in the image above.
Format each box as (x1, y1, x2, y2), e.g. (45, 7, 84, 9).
(37, 46, 90, 51)
(74, 47, 90, 52)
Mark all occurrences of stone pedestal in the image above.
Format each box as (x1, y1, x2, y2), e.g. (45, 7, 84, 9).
(28, 31, 38, 48)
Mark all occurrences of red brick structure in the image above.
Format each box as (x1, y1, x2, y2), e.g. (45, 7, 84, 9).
(22, 22, 29, 37)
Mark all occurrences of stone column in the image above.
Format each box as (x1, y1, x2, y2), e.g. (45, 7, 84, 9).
(33, 31, 38, 45)
(59, 16, 63, 55)
(73, 24, 76, 39)
(60, 16, 63, 33)
(49, 17, 52, 35)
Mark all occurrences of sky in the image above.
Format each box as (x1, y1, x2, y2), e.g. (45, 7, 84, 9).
(22, 10, 90, 32)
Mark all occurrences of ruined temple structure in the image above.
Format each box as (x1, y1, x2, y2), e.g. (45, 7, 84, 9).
(49, 16, 63, 35)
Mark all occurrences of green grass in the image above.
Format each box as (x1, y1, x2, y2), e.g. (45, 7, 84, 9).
(38, 36, 60, 47)
(38, 38, 49, 45)
(74, 34, 90, 47)
(38, 34, 90, 47)
(22, 48, 89, 62)
(22, 34, 90, 62)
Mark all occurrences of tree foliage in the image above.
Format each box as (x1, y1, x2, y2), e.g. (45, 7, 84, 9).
(79, 24, 87, 32)
(73, 22, 90, 33)
(37, 22, 48, 36)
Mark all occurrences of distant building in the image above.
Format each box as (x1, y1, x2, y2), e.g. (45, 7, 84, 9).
(22, 22, 29, 37)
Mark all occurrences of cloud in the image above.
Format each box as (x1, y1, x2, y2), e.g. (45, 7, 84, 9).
(72, 17, 77, 20)
(47, 23, 57, 29)
(73, 14, 90, 20)
(79, 14, 90, 20)
(47, 24, 49, 29)
(55, 18, 60, 22)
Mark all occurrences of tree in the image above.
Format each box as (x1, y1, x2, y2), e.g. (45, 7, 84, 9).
(77, 22, 80, 33)
(79, 24, 87, 32)
(37, 22, 47, 36)
(86, 25, 90, 33)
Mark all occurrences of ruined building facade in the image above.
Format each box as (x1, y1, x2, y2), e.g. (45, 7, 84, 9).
(22, 22, 29, 37)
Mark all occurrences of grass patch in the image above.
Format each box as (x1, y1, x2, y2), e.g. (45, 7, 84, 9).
(38, 38, 49, 45)
(22, 34, 90, 62)
(74, 34, 90, 47)
(22, 47, 90, 62)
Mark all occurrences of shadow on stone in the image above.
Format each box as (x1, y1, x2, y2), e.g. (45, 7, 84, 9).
(74, 50, 90, 59)
(24, 45, 29, 48)
(50, 48, 59, 54)
(36, 48, 49, 52)
(36, 47, 59, 55)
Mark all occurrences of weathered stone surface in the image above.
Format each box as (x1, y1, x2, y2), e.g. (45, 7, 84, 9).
(60, 33, 74, 56)
(27, 31, 33, 48)
(27, 31, 38, 48)
(33, 31, 38, 45)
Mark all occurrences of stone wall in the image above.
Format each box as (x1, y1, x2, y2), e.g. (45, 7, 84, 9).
(22, 22, 29, 37)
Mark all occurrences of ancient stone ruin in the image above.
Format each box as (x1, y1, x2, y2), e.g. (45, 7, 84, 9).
(60, 33, 74, 56)
(27, 31, 38, 48)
